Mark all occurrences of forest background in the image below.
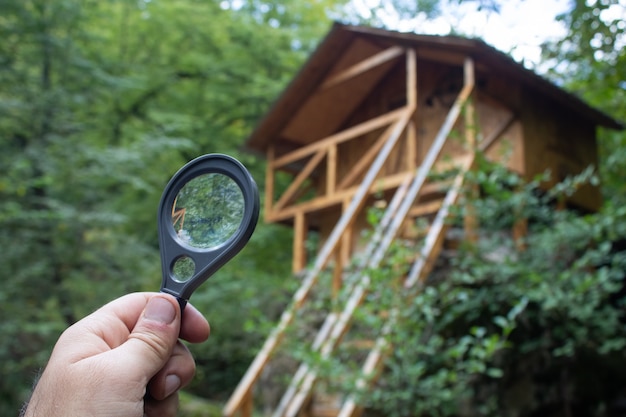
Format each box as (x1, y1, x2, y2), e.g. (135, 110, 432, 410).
(1, 0, 625, 416)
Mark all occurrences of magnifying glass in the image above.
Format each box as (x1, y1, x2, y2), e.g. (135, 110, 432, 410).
(157, 154, 259, 311)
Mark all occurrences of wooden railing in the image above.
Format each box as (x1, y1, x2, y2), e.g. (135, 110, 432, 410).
(265, 106, 413, 223)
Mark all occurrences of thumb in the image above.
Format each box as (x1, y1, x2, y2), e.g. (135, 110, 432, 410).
(113, 295, 181, 382)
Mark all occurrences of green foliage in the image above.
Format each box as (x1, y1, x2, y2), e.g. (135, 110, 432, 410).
(0, 0, 342, 414)
(284, 160, 626, 415)
(306, 160, 626, 417)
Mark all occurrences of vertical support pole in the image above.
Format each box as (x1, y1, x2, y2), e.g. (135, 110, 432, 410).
(327, 143, 337, 197)
(265, 145, 275, 218)
(340, 198, 352, 267)
(332, 199, 350, 303)
(462, 57, 479, 244)
(406, 48, 418, 170)
(406, 48, 417, 109)
(406, 121, 417, 171)
(293, 211, 308, 273)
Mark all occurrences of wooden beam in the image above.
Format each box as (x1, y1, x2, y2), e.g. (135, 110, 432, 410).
(272, 107, 407, 169)
(242, 392, 253, 417)
(321, 46, 405, 90)
(285, 279, 370, 417)
(285, 70, 476, 415)
(273, 314, 338, 417)
(405, 49, 417, 172)
(340, 198, 352, 268)
(327, 143, 337, 195)
(406, 120, 417, 171)
(464, 57, 475, 93)
(293, 211, 308, 273)
(223, 312, 292, 416)
(266, 172, 445, 223)
(408, 199, 443, 218)
(337, 123, 391, 190)
(406, 48, 417, 109)
(463, 58, 478, 244)
(332, 252, 343, 303)
(274, 149, 326, 211)
(268, 152, 468, 224)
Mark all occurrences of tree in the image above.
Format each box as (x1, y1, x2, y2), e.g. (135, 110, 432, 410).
(370, 162, 626, 416)
(0, 0, 347, 413)
(0, 1, 182, 411)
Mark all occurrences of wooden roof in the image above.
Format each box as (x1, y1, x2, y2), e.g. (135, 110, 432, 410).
(245, 22, 623, 154)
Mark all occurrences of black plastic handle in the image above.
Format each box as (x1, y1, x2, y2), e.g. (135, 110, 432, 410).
(157, 154, 259, 309)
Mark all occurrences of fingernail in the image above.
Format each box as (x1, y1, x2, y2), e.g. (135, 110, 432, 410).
(164, 374, 181, 397)
(144, 297, 176, 324)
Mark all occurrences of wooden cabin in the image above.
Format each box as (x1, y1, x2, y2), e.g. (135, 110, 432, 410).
(224, 23, 623, 417)
(245, 23, 619, 273)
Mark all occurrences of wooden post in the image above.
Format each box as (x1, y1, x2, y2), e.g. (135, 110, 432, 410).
(462, 58, 478, 244)
(242, 390, 253, 417)
(340, 198, 352, 267)
(406, 49, 418, 171)
(332, 252, 343, 304)
(406, 48, 417, 109)
(406, 120, 417, 171)
(332, 199, 352, 302)
(327, 143, 337, 196)
(513, 217, 528, 251)
(293, 211, 308, 273)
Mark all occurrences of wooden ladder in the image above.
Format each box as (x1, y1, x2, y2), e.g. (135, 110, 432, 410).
(223, 56, 476, 417)
(270, 60, 475, 416)
(223, 105, 414, 417)
(336, 153, 475, 417)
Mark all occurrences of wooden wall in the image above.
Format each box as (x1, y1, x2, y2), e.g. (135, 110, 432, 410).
(520, 88, 601, 211)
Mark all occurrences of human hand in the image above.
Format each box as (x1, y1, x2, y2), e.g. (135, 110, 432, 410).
(22, 292, 210, 417)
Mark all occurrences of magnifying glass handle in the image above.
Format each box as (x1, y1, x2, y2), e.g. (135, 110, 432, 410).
(177, 297, 188, 314)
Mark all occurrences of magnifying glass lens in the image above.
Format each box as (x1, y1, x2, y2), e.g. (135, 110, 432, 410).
(172, 173, 245, 249)
(172, 255, 195, 283)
